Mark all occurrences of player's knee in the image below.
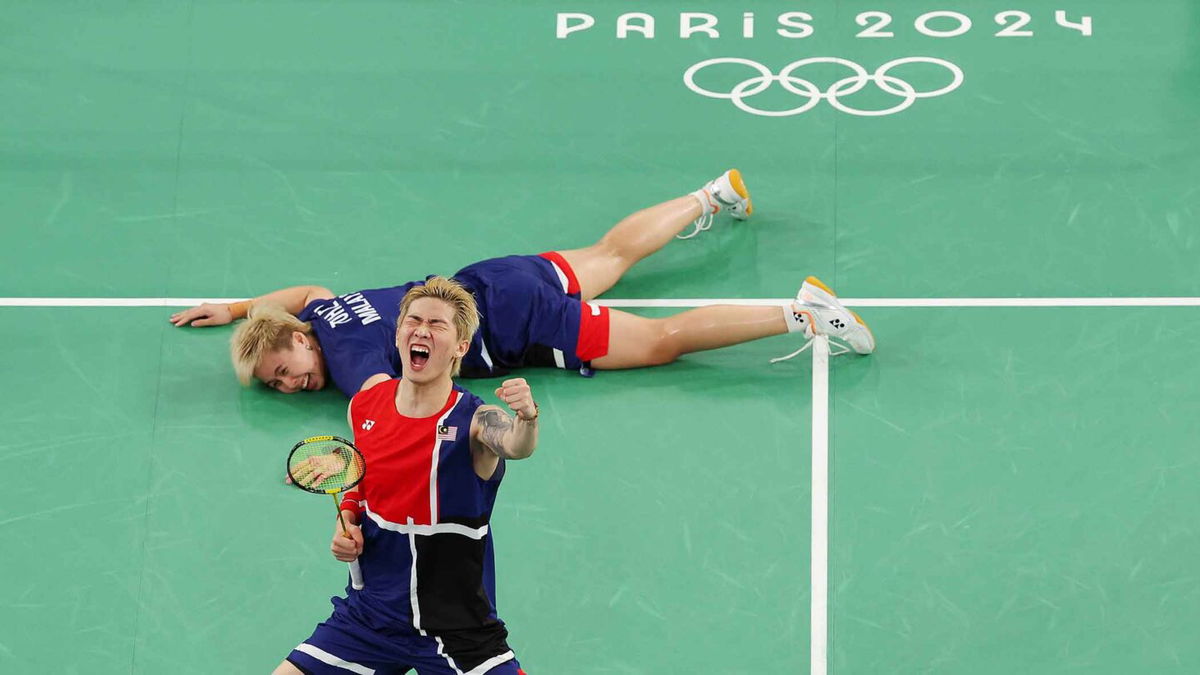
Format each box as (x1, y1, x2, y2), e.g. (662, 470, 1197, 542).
(595, 236, 635, 268)
(645, 326, 683, 365)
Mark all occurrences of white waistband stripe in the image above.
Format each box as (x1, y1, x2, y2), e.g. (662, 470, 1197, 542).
(295, 643, 376, 675)
(364, 505, 490, 539)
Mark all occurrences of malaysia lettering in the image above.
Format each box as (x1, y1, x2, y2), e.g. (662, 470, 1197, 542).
(339, 292, 382, 326)
(314, 301, 352, 328)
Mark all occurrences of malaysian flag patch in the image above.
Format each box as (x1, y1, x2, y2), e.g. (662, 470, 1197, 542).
(436, 425, 458, 441)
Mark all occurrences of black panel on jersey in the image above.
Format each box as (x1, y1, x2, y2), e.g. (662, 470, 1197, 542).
(414, 515, 498, 630)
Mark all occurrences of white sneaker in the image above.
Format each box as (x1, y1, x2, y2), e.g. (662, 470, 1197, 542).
(679, 169, 753, 239)
(772, 277, 875, 362)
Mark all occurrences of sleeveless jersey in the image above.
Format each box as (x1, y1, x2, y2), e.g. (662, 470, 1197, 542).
(337, 379, 509, 649)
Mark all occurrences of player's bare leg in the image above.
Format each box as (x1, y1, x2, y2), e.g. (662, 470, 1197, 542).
(557, 196, 698, 303)
(272, 661, 304, 674)
(593, 305, 788, 368)
(593, 277, 875, 368)
(557, 170, 751, 302)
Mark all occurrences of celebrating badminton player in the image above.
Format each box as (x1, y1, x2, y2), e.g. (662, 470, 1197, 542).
(274, 277, 535, 675)
(171, 170, 874, 399)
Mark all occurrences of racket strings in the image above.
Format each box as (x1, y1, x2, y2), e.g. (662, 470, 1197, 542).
(288, 439, 365, 493)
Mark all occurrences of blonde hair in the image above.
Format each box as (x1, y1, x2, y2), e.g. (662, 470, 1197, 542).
(399, 277, 480, 377)
(229, 303, 313, 386)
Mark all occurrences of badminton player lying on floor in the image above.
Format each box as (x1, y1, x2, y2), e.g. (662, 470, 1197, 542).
(171, 169, 874, 398)
(275, 277, 535, 675)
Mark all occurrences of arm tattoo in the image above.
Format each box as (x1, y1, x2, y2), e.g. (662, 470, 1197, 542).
(478, 408, 514, 456)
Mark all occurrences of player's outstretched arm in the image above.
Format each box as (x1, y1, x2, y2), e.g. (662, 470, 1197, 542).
(471, 378, 539, 467)
(168, 285, 335, 327)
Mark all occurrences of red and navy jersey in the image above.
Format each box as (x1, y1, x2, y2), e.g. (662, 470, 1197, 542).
(335, 379, 510, 657)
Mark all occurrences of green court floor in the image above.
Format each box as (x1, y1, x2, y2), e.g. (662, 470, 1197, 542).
(1, 1, 1197, 673)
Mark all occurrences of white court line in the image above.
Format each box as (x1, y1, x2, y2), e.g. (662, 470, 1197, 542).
(810, 337, 830, 675)
(600, 297, 1200, 308)
(2, 297, 1200, 308)
(0, 298, 250, 307)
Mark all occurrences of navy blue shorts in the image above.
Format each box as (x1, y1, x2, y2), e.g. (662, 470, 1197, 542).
(453, 253, 609, 377)
(286, 611, 525, 675)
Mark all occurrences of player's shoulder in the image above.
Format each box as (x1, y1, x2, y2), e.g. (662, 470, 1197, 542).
(296, 294, 331, 320)
(350, 378, 399, 413)
(452, 384, 488, 411)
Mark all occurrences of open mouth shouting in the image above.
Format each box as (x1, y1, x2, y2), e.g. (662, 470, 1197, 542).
(409, 343, 431, 371)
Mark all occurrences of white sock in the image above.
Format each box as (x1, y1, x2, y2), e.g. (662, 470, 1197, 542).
(690, 186, 715, 214)
(783, 304, 810, 333)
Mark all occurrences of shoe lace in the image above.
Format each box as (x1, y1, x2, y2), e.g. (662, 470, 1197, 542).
(677, 210, 714, 240)
(769, 335, 850, 364)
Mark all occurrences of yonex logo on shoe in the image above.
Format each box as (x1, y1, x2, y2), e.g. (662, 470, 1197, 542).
(830, 318, 846, 329)
(684, 56, 964, 117)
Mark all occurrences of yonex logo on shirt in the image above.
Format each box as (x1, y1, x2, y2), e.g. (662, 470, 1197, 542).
(362, 419, 376, 430)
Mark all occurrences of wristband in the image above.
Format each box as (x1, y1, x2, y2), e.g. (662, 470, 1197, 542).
(339, 490, 364, 517)
(229, 301, 251, 320)
(518, 403, 539, 422)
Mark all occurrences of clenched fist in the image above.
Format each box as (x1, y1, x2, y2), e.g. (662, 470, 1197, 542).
(493, 378, 537, 421)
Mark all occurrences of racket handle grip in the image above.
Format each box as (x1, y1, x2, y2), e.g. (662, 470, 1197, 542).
(349, 560, 364, 590)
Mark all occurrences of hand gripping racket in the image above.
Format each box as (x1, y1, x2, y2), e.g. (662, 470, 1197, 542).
(287, 435, 366, 590)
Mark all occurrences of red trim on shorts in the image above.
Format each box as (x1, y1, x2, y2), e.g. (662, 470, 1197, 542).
(538, 251, 610, 362)
(538, 251, 580, 295)
(577, 303, 610, 361)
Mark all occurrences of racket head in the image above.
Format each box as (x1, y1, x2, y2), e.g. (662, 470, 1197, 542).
(287, 435, 365, 494)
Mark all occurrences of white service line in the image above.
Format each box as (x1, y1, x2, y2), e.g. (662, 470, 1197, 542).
(810, 336, 830, 675)
(0, 298, 245, 307)
(597, 297, 1200, 308)
(3, 297, 1200, 308)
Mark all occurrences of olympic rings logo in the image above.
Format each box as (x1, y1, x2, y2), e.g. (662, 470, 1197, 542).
(683, 57, 964, 117)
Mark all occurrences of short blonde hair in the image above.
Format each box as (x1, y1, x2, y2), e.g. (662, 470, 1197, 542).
(399, 277, 480, 377)
(229, 303, 313, 386)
